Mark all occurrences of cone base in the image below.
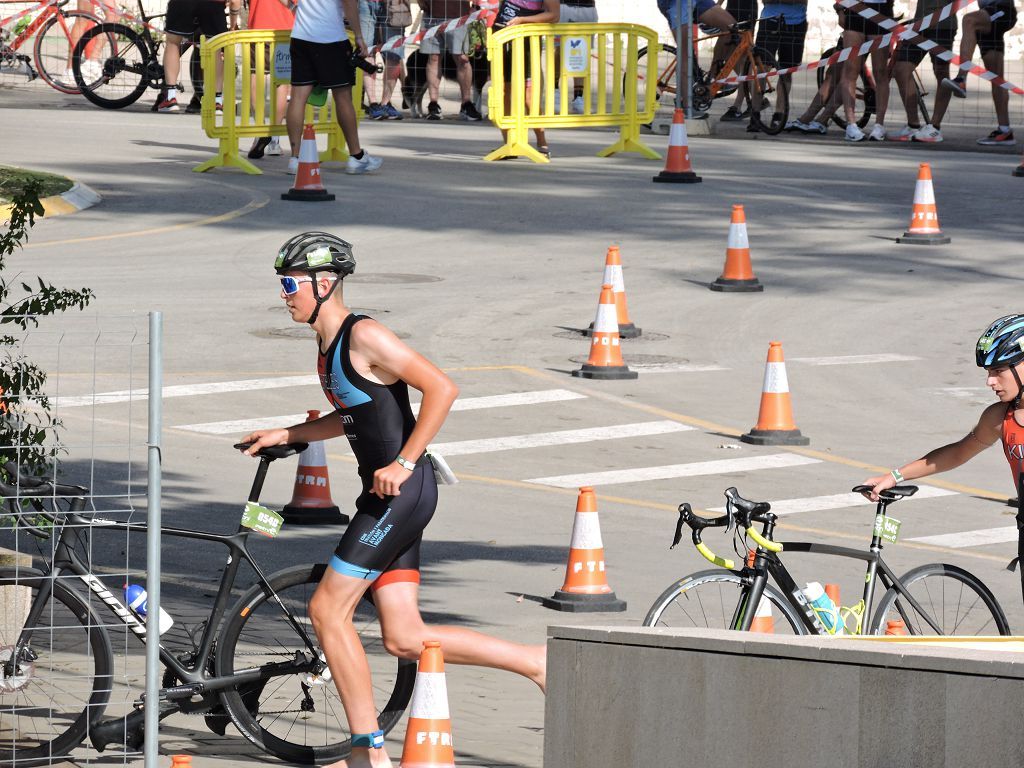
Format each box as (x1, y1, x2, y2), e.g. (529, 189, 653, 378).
(541, 589, 627, 612)
(653, 170, 702, 184)
(740, 428, 809, 446)
(709, 277, 764, 292)
(896, 231, 950, 245)
(586, 322, 641, 339)
(1014, 166, 1024, 177)
(281, 504, 350, 525)
(572, 364, 638, 380)
(282, 188, 336, 202)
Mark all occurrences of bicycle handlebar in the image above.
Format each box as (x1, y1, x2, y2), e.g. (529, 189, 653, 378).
(671, 488, 784, 569)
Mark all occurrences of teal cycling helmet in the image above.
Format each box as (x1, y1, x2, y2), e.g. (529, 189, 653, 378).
(275, 232, 356, 276)
(977, 315, 1024, 368)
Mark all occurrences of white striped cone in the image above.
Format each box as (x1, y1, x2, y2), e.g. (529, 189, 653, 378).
(741, 341, 809, 446)
(897, 163, 949, 244)
(282, 409, 347, 523)
(653, 108, 702, 183)
(750, 596, 774, 633)
(710, 204, 762, 292)
(283, 124, 336, 201)
(400, 641, 455, 768)
(573, 284, 637, 380)
(597, 246, 640, 338)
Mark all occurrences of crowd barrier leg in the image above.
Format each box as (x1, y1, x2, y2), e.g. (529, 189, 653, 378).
(597, 121, 660, 159)
(194, 136, 261, 174)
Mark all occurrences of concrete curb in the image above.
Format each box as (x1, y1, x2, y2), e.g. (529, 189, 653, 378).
(0, 180, 101, 222)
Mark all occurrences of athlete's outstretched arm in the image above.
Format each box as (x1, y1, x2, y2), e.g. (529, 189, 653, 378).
(240, 411, 347, 456)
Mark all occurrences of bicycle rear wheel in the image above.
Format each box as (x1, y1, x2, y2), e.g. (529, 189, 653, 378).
(0, 567, 113, 765)
(815, 46, 873, 129)
(635, 44, 677, 112)
(73, 22, 151, 109)
(744, 47, 788, 135)
(216, 564, 416, 764)
(643, 569, 807, 634)
(868, 563, 1010, 636)
(33, 10, 106, 94)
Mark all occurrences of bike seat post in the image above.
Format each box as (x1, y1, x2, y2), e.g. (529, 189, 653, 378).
(247, 457, 273, 503)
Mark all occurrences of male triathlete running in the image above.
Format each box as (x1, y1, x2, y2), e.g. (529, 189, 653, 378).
(861, 315, 1024, 604)
(241, 232, 546, 768)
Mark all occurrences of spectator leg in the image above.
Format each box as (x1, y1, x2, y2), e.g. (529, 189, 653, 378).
(455, 53, 472, 103)
(331, 85, 364, 155)
(286, 84, 314, 156)
(929, 54, 952, 127)
(868, 45, 890, 125)
(983, 49, 1009, 127)
(426, 53, 442, 103)
(163, 33, 184, 92)
(839, 30, 865, 126)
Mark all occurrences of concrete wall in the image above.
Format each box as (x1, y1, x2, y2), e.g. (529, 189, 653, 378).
(544, 626, 1024, 768)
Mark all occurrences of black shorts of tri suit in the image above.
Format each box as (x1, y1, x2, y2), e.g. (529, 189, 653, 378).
(726, 0, 758, 25)
(289, 37, 355, 88)
(165, 0, 228, 37)
(330, 459, 437, 588)
(754, 17, 808, 69)
(978, 4, 1018, 56)
(895, 25, 956, 66)
(838, 1, 894, 36)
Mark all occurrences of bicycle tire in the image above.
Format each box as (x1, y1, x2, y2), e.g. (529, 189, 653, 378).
(868, 563, 1011, 636)
(216, 564, 416, 764)
(73, 22, 151, 109)
(32, 10, 104, 95)
(745, 46, 789, 135)
(0, 566, 114, 765)
(815, 46, 874, 129)
(635, 44, 677, 112)
(643, 569, 807, 634)
(915, 78, 931, 128)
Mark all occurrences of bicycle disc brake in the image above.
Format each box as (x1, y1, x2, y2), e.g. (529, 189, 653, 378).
(0, 645, 35, 693)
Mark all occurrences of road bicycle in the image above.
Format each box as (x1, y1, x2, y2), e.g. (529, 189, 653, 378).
(644, 484, 1010, 636)
(0, 0, 113, 94)
(635, 20, 789, 135)
(0, 445, 414, 765)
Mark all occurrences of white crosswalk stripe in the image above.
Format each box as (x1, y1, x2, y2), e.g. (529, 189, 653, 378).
(431, 421, 695, 457)
(788, 354, 921, 366)
(908, 526, 1019, 549)
(524, 453, 820, 489)
(708, 485, 958, 516)
(56, 375, 321, 408)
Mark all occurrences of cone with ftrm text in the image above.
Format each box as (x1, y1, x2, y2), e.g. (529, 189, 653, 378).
(282, 124, 336, 202)
(572, 284, 638, 380)
(653, 108, 702, 183)
(895, 162, 949, 244)
(281, 409, 349, 525)
(710, 204, 763, 292)
(542, 487, 626, 612)
(587, 246, 641, 339)
(399, 641, 455, 768)
(741, 341, 809, 446)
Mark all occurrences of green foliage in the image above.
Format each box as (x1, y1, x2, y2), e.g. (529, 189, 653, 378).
(0, 181, 94, 486)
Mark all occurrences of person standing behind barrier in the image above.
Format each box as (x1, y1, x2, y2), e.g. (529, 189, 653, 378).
(836, 0, 894, 142)
(362, 0, 407, 120)
(158, 0, 239, 112)
(890, 0, 956, 143)
(419, 0, 481, 121)
(494, 0, 559, 155)
(940, 0, 1018, 146)
(558, 0, 596, 114)
(247, 0, 295, 158)
(753, 1, 806, 120)
(720, 0, 759, 122)
(286, 0, 383, 174)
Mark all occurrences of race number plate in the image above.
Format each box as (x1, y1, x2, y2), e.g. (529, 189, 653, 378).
(874, 515, 901, 544)
(241, 502, 283, 538)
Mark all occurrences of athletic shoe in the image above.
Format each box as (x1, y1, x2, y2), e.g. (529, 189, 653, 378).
(912, 124, 943, 143)
(459, 101, 482, 121)
(941, 76, 967, 98)
(185, 95, 203, 114)
(570, 95, 584, 114)
(844, 123, 865, 142)
(977, 128, 1016, 146)
(367, 103, 387, 120)
(266, 137, 282, 155)
(868, 123, 886, 142)
(383, 104, 403, 120)
(248, 136, 272, 159)
(426, 100, 441, 120)
(62, 67, 75, 85)
(287, 156, 299, 174)
(892, 124, 919, 142)
(215, 100, 223, 114)
(783, 119, 800, 131)
(157, 97, 179, 113)
(720, 105, 749, 121)
(79, 59, 102, 83)
(346, 151, 383, 174)
(789, 119, 826, 134)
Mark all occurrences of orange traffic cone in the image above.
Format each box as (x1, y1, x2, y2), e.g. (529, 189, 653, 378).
(825, 583, 840, 605)
(542, 487, 626, 612)
(399, 641, 455, 768)
(282, 124, 336, 202)
(170, 757, 191, 768)
(750, 596, 774, 633)
(896, 163, 949, 245)
(281, 409, 348, 525)
(741, 341, 809, 446)
(653, 108, 702, 183)
(587, 246, 641, 339)
(710, 204, 763, 292)
(885, 619, 908, 636)
(572, 284, 638, 380)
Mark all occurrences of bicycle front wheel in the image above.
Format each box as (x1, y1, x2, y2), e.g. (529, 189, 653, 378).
(643, 569, 807, 634)
(868, 563, 1011, 636)
(73, 23, 151, 109)
(635, 44, 677, 113)
(0, 567, 114, 765)
(216, 564, 416, 764)
(745, 47, 789, 135)
(33, 10, 105, 94)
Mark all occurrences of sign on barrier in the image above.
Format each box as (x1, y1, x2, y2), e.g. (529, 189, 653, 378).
(193, 29, 363, 175)
(486, 23, 662, 164)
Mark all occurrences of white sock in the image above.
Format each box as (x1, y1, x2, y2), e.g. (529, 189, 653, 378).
(999, 125, 1011, 132)
(166, 87, 178, 100)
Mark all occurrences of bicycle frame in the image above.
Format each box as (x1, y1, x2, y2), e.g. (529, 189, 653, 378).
(1, 0, 65, 54)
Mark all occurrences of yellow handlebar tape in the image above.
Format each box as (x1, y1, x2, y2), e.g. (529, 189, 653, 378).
(746, 527, 783, 552)
(696, 542, 735, 570)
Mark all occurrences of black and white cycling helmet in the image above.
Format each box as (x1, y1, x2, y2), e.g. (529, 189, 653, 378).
(976, 314, 1024, 369)
(275, 232, 356, 277)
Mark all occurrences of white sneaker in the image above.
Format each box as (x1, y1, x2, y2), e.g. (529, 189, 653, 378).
(287, 156, 299, 174)
(912, 124, 943, 143)
(845, 123, 866, 142)
(868, 123, 886, 142)
(346, 151, 382, 175)
(81, 59, 102, 81)
(570, 95, 584, 114)
(892, 124, 917, 142)
(266, 137, 281, 156)
(62, 66, 76, 84)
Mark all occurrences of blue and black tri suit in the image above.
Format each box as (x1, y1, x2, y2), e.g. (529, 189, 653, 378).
(319, 313, 437, 589)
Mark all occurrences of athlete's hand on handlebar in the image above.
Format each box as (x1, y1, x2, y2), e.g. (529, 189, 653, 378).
(373, 461, 411, 499)
(859, 473, 896, 502)
(239, 429, 290, 456)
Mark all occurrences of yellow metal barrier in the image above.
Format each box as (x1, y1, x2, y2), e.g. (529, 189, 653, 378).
(486, 23, 661, 164)
(194, 30, 363, 174)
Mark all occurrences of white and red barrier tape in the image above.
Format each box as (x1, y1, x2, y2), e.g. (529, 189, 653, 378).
(369, 1, 497, 58)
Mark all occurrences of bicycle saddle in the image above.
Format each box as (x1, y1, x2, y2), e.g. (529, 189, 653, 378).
(233, 443, 309, 460)
(851, 484, 919, 500)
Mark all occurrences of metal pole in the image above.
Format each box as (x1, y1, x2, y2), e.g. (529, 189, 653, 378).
(675, 0, 683, 112)
(674, 0, 693, 119)
(144, 311, 162, 768)
(686, 0, 693, 119)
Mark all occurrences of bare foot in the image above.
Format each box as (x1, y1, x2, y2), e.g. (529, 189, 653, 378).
(324, 748, 394, 768)
(529, 643, 547, 693)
